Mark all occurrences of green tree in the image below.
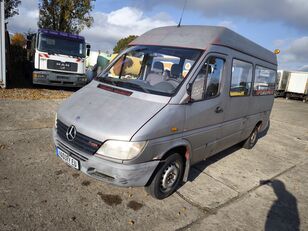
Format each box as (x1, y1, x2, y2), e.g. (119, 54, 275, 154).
(4, 0, 21, 19)
(113, 35, 138, 53)
(38, 0, 94, 34)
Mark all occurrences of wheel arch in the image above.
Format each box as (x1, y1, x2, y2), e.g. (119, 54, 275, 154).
(146, 139, 192, 186)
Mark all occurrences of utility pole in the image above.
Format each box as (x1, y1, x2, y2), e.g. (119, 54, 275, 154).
(0, 0, 6, 88)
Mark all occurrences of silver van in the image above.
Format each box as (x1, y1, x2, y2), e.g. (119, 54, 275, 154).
(53, 26, 277, 199)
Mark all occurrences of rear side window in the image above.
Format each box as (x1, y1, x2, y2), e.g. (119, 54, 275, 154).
(230, 59, 253, 97)
(253, 66, 276, 95)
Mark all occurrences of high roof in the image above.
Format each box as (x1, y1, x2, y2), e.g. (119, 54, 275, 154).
(130, 26, 277, 65)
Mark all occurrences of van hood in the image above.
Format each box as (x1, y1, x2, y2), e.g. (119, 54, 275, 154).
(57, 81, 169, 142)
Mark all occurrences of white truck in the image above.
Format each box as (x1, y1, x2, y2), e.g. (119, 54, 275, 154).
(27, 29, 90, 87)
(285, 71, 308, 102)
(275, 70, 290, 97)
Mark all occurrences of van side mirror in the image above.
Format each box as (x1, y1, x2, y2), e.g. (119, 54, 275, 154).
(86, 44, 91, 56)
(186, 83, 193, 96)
(188, 78, 205, 102)
(26, 40, 31, 50)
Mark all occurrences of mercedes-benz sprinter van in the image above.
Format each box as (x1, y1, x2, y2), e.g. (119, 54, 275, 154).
(53, 26, 277, 199)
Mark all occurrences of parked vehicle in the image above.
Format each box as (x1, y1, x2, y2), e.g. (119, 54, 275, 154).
(26, 29, 90, 87)
(275, 70, 290, 97)
(53, 26, 277, 199)
(285, 71, 308, 102)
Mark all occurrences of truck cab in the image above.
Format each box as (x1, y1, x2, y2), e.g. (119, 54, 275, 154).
(27, 29, 90, 87)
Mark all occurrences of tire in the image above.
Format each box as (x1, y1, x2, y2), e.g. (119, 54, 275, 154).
(145, 153, 184, 200)
(243, 125, 259, 149)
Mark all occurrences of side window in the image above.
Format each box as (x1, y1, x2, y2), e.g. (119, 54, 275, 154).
(191, 57, 224, 101)
(230, 59, 253, 97)
(253, 66, 276, 96)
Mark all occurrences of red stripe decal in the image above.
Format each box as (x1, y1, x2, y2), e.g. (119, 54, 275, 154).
(97, 84, 133, 96)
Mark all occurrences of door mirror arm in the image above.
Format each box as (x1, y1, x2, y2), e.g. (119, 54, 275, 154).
(186, 83, 194, 103)
(86, 44, 91, 56)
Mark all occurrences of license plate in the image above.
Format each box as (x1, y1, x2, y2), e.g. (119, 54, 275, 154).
(56, 148, 79, 170)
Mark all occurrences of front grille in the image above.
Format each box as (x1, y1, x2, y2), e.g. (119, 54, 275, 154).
(47, 60, 78, 72)
(57, 139, 88, 161)
(57, 120, 102, 155)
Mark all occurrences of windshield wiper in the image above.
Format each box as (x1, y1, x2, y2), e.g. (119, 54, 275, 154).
(118, 81, 147, 93)
(98, 77, 147, 93)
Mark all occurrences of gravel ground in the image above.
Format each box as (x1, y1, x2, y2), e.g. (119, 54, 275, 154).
(0, 88, 73, 100)
(0, 97, 307, 231)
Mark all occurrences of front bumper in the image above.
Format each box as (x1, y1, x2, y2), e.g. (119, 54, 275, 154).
(52, 129, 159, 187)
(33, 70, 88, 87)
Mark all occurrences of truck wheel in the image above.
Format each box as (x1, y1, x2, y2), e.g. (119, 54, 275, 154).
(145, 153, 184, 200)
(243, 125, 259, 149)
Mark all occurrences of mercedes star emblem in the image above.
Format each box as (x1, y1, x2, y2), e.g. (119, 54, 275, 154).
(66, 125, 77, 141)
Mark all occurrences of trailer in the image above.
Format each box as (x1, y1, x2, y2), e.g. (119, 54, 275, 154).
(275, 70, 290, 97)
(0, 0, 6, 88)
(285, 71, 308, 102)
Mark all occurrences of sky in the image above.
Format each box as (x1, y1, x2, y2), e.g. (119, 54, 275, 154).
(6, 0, 308, 71)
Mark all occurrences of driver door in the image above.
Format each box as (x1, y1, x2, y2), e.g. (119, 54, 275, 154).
(184, 54, 227, 164)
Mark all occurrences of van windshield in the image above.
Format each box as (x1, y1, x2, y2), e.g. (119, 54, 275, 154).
(97, 46, 202, 96)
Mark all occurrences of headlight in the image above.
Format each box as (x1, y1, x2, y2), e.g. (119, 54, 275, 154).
(54, 113, 57, 128)
(95, 140, 147, 160)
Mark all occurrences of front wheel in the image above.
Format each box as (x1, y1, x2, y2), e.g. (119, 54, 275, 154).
(145, 153, 184, 200)
(243, 125, 259, 149)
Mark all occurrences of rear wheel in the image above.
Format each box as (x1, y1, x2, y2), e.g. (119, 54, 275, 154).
(243, 125, 259, 149)
(145, 153, 184, 199)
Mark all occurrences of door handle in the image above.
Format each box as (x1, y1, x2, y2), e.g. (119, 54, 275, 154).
(215, 106, 223, 113)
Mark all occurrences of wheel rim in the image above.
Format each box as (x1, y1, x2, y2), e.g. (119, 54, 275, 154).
(160, 161, 180, 192)
(250, 129, 258, 144)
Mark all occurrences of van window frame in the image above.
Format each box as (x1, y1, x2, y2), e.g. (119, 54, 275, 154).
(189, 52, 227, 103)
(229, 58, 254, 98)
(252, 64, 277, 96)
